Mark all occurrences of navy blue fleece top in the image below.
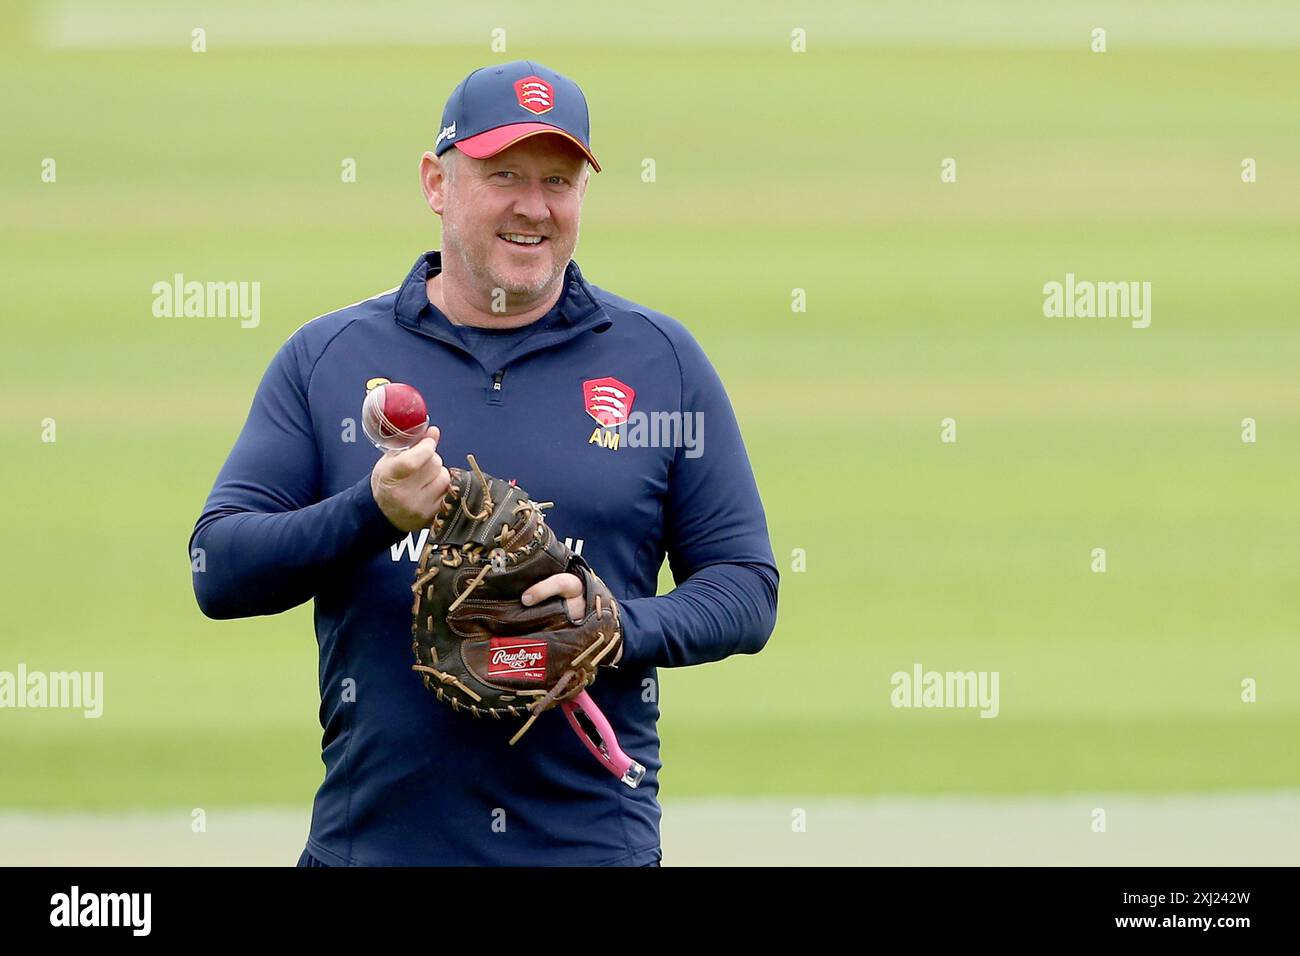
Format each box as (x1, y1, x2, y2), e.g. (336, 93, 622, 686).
(189, 250, 779, 866)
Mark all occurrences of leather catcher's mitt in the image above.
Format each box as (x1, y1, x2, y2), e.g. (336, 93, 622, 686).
(411, 455, 623, 744)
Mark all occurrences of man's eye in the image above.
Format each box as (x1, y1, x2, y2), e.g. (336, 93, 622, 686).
(494, 171, 515, 180)
(547, 177, 569, 186)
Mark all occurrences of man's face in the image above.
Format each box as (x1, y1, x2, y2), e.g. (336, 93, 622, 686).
(432, 135, 589, 302)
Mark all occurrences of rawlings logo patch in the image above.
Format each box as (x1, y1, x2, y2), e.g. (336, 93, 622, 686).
(488, 639, 547, 681)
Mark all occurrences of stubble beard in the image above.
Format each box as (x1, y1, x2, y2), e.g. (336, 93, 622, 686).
(443, 213, 576, 303)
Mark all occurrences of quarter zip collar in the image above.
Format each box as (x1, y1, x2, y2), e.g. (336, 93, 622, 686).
(393, 250, 613, 365)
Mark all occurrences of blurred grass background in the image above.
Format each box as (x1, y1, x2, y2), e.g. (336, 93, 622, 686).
(0, 1, 1297, 811)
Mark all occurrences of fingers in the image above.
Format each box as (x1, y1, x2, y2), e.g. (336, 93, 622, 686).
(521, 572, 584, 607)
(386, 435, 440, 479)
(420, 466, 452, 501)
(522, 573, 586, 623)
(370, 428, 451, 532)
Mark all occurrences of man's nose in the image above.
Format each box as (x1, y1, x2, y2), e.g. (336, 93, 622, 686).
(510, 179, 552, 224)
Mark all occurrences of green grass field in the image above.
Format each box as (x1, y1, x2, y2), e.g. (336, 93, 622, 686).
(1, 0, 1297, 822)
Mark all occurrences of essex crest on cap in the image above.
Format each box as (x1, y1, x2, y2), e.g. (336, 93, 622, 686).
(514, 76, 554, 115)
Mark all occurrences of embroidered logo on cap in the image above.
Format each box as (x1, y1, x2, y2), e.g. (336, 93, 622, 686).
(514, 76, 554, 115)
(488, 639, 547, 681)
(583, 377, 635, 427)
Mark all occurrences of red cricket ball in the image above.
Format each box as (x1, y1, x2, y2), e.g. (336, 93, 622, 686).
(362, 382, 429, 450)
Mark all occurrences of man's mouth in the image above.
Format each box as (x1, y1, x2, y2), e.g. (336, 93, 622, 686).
(498, 233, 547, 248)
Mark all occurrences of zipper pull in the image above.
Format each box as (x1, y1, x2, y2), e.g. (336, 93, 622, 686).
(492, 370, 504, 392)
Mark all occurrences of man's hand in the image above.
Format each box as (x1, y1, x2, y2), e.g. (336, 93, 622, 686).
(370, 426, 452, 532)
(522, 572, 585, 623)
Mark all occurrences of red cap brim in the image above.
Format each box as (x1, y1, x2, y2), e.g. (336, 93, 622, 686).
(454, 123, 601, 173)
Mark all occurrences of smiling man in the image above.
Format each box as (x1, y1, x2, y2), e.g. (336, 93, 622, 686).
(428, 136, 587, 322)
(190, 60, 778, 867)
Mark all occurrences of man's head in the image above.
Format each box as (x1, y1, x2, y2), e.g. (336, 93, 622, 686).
(421, 61, 600, 312)
(421, 136, 590, 302)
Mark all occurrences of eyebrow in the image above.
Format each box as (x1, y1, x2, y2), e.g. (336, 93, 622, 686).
(485, 160, 583, 176)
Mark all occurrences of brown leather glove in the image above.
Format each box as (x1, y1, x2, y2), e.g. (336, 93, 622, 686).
(410, 455, 623, 744)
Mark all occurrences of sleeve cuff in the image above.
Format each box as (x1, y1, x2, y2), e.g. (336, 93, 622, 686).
(347, 473, 410, 554)
(612, 596, 653, 670)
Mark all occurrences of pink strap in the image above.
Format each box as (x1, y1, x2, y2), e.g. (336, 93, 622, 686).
(562, 691, 646, 788)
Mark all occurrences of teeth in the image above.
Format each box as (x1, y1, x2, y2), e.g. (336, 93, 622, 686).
(500, 234, 543, 245)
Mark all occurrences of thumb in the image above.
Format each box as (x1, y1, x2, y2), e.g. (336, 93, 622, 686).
(386, 435, 436, 479)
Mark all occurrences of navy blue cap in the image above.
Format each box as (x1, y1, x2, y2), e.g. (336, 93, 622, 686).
(434, 60, 600, 173)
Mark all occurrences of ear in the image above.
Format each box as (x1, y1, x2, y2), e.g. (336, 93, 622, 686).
(419, 151, 448, 215)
